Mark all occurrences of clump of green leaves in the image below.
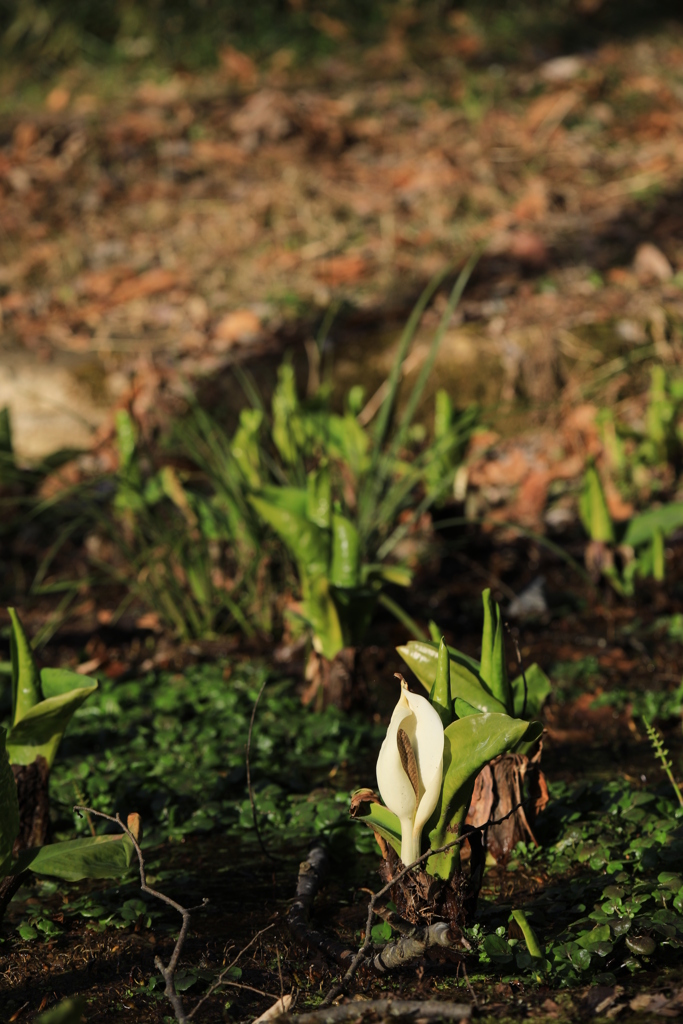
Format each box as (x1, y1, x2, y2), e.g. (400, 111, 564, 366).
(241, 265, 478, 658)
(93, 265, 478, 649)
(91, 408, 267, 640)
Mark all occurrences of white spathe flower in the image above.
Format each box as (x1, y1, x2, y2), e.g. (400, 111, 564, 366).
(376, 677, 444, 866)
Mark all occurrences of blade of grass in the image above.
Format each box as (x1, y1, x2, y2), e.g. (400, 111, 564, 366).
(378, 592, 429, 641)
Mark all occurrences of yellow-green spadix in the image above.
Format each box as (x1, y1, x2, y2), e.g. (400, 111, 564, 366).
(376, 677, 444, 866)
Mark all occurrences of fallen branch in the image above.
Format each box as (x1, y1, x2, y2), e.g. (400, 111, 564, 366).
(287, 842, 356, 967)
(373, 922, 451, 972)
(275, 998, 471, 1024)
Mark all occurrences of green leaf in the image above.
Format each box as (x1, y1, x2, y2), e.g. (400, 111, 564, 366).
(483, 933, 513, 963)
(453, 698, 481, 718)
(40, 668, 98, 700)
(8, 607, 41, 724)
(232, 408, 263, 488)
(428, 620, 443, 643)
(623, 503, 683, 548)
(0, 728, 20, 877)
(397, 641, 508, 714)
(510, 663, 552, 719)
(250, 489, 330, 581)
(376, 565, 412, 587)
(427, 714, 537, 879)
(272, 359, 300, 463)
(371, 920, 393, 942)
(579, 465, 615, 543)
(7, 683, 98, 767)
(301, 576, 344, 660)
(35, 998, 85, 1024)
(329, 514, 360, 588)
(434, 389, 453, 440)
(480, 589, 512, 713)
(114, 409, 137, 472)
(429, 639, 454, 726)
(306, 466, 332, 529)
(349, 798, 401, 856)
(14, 833, 136, 881)
(327, 412, 369, 476)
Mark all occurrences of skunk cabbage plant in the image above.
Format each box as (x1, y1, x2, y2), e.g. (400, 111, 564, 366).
(0, 728, 135, 910)
(250, 464, 410, 659)
(354, 636, 542, 880)
(6, 608, 98, 768)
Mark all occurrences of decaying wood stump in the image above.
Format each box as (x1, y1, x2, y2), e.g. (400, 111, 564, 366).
(0, 756, 51, 921)
(465, 745, 548, 863)
(301, 648, 360, 710)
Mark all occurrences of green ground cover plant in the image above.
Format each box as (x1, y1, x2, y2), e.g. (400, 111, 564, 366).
(2, 639, 681, 1018)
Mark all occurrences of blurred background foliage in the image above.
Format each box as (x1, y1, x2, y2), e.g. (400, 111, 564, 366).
(2, 0, 682, 76)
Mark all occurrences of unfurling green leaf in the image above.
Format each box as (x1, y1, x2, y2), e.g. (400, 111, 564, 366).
(250, 489, 329, 581)
(306, 466, 332, 529)
(511, 909, 544, 959)
(8, 683, 99, 767)
(429, 638, 454, 726)
(232, 408, 263, 488)
(579, 465, 615, 543)
(272, 359, 300, 463)
(480, 589, 512, 714)
(9, 607, 41, 724)
(330, 514, 360, 588)
(510, 663, 551, 720)
(6, 610, 99, 768)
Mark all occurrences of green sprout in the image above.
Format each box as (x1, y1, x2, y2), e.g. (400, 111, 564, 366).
(6, 608, 98, 768)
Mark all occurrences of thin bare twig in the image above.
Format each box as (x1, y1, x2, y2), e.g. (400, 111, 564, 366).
(74, 806, 202, 1023)
(74, 807, 283, 1022)
(276, 946, 285, 1004)
(319, 801, 524, 1008)
(246, 678, 282, 862)
(188, 923, 277, 1019)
